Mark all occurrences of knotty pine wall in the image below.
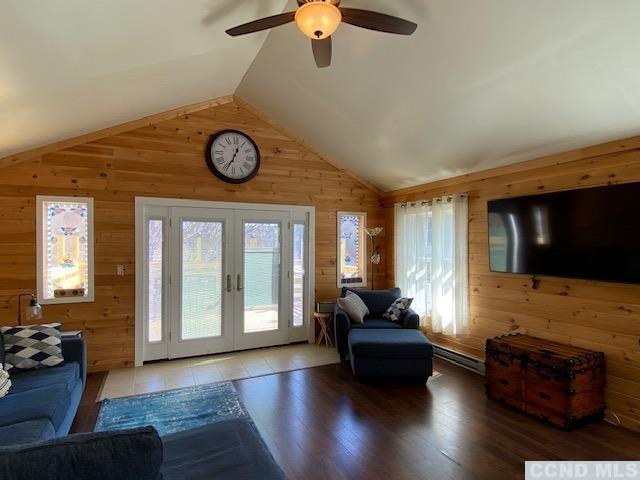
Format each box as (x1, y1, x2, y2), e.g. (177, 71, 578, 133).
(0, 99, 385, 372)
(384, 137, 640, 432)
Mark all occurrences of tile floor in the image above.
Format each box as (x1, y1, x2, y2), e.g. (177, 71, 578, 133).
(98, 343, 340, 401)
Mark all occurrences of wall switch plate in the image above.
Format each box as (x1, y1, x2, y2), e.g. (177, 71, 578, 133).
(116, 265, 125, 276)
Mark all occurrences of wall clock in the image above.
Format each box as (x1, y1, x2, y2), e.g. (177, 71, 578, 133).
(205, 130, 261, 184)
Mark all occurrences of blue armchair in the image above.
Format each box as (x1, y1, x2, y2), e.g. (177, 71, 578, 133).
(334, 287, 419, 361)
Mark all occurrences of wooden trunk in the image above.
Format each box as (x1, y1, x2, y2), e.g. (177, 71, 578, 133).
(485, 334, 605, 428)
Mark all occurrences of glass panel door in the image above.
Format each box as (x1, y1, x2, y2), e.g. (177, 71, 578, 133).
(243, 222, 280, 333)
(181, 220, 224, 339)
(234, 211, 290, 350)
(140, 200, 313, 363)
(169, 207, 234, 358)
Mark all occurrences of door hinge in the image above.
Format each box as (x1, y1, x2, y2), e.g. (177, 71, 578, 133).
(288, 221, 291, 230)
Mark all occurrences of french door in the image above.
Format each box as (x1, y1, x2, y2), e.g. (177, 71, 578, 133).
(138, 199, 313, 363)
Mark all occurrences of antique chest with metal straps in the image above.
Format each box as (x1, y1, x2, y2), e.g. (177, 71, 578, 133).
(485, 334, 605, 428)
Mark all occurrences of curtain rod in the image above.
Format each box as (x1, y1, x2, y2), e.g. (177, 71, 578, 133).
(398, 193, 468, 208)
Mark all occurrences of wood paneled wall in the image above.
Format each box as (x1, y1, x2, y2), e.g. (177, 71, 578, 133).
(384, 137, 640, 432)
(0, 98, 384, 372)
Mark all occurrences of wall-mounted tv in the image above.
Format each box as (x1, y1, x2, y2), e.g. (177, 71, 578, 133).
(487, 182, 640, 284)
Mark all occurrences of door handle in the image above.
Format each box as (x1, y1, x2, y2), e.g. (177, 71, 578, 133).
(226, 274, 232, 293)
(237, 274, 243, 291)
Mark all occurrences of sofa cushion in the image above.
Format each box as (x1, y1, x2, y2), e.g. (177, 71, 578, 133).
(1, 323, 63, 373)
(0, 384, 71, 431)
(7, 362, 80, 395)
(0, 366, 10, 398)
(0, 419, 55, 447)
(336, 291, 369, 324)
(348, 329, 433, 359)
(383, 297, 413, 322)
(342, 288, 401, 317)
(161, 419, 285, 480)
(0, 427, 162, 480)
(350, 318, 402, 329)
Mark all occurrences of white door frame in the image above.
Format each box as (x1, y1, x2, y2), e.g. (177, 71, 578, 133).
(135, 197, 316, 366)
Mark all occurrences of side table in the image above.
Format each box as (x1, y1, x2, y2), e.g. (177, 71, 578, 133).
(314, 312, 333, 348)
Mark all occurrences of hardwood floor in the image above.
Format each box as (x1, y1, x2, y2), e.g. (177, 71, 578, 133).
(72, 358, 640, 480)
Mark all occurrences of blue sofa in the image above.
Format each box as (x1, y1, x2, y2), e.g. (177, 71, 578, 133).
(334, 287, 420, 361)
(0, 335, 286, 479)
(0, 335, 86, 447)
(0, 420, 286, 480)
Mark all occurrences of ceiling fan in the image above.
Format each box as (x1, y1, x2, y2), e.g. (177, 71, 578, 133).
(226, 0, 418, 68)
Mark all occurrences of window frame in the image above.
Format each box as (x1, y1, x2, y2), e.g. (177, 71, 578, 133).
(336, 211, 367, 288)
(36, 195, 95, 304)
(292, 220, 307, 329)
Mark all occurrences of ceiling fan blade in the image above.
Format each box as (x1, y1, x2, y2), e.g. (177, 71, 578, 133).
(311, 37, 332, 68)
(226, 11, 296, 36)
(339, 8, 417, 35)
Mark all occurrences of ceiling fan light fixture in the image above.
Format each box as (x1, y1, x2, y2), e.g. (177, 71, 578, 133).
(295, 1, 342, 40)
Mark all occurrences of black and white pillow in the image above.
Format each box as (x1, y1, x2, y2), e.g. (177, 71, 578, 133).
(383, 298, 413, 322)
(0, 323, 64, 372)
(0, 365, 10, 398)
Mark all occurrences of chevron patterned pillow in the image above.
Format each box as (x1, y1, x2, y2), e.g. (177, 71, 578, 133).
(382, 297, 413, 322)
(0, 323, 64, 372)
(0, 365, 10, 398)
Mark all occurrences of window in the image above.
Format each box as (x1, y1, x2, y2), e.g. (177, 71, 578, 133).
(292, 222, 306, 327)
(147, 219, 164, 342)
(337, 212, 367, 288)
(37, 196, 94, 304)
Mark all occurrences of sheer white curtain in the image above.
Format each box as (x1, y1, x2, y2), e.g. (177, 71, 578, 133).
(394, 202, 430, 322)
(395, 195, 469, 335)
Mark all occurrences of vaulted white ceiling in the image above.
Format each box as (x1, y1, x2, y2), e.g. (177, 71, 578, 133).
(238, 0, 640, 191)
(3, 1, 640, 192)
(0, 0, 287, 157)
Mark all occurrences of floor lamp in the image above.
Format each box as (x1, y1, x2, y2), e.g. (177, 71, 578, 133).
(365, 227, 383, 290)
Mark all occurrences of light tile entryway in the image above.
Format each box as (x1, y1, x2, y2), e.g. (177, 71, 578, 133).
(99, 343, 339, 401)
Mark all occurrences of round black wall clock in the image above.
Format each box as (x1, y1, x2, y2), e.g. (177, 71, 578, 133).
(205, 130, 261, 184)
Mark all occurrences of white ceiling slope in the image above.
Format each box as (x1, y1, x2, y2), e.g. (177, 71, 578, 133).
(0, 0, 288, 158)
(238, 0, 640, 191)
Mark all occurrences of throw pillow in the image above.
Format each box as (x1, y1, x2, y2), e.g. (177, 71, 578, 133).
(383, 297, 413, 322)
(0, 323, 64, 372)
(0, 365, 10, 398)
(336, 291, 369, 324)
(0, 427, 162, 480)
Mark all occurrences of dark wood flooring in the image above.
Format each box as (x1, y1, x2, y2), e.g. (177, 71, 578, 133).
(72, 358, 640, 480)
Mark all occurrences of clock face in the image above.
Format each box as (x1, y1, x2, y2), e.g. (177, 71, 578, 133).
(205, 130, 261, 184)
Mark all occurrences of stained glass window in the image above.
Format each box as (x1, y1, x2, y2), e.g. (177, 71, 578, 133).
(37, 197, 93, 303)
(338, 212, 367, 287)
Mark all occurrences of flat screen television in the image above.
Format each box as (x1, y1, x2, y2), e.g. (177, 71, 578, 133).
(487, 182, 640, 284)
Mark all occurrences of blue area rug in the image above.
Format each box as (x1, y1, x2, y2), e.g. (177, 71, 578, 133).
(95, 381, 248, 436)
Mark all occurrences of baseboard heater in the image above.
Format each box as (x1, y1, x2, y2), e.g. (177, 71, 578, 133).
(433, 345, 485, 375)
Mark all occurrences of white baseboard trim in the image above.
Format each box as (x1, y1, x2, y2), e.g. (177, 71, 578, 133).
(433, 345, 485, 375)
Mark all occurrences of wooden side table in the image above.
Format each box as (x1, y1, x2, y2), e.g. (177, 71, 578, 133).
(314, 312, 334, 348)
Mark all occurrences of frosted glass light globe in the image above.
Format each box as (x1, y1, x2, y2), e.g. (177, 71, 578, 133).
(295, 2, 342, 40)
